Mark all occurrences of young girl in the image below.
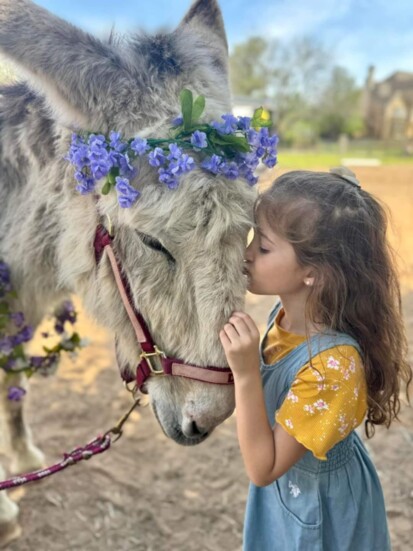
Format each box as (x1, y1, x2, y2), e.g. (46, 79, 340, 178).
(220, 168, 412, 550)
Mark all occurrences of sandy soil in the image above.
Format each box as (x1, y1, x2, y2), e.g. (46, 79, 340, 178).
(2, 165, 413, 550)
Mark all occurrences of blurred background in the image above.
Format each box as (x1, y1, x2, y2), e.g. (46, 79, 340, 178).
(1, 1, 412, 550)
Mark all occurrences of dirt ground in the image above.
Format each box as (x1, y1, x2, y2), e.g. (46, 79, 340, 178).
(2, 165, 413, 550)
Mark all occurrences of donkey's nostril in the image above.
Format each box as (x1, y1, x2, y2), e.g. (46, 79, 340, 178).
(182, 419, 208, 439)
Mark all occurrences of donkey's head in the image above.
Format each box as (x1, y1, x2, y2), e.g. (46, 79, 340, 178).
(0, 0, 256, 444)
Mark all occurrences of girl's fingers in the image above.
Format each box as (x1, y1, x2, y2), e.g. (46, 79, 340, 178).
(219, 329, 231, 348)
(222, 323, 240, 343)
(230, 312, 259, 337)
(229, 316, 251, 338)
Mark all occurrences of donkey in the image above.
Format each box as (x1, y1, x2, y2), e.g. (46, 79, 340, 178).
(0, 0, 256, 541)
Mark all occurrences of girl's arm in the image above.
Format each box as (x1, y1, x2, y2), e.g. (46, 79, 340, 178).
(220, 312, 307, 487)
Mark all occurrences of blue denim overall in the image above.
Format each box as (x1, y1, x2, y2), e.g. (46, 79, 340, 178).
(243, 303, 390, 551)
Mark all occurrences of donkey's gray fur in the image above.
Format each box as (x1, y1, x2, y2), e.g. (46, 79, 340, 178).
(0, 0, 255, 536)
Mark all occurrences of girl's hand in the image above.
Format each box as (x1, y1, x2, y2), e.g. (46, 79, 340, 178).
(220, 312, 260, 377)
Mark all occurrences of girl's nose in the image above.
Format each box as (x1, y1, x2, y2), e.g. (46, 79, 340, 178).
(245, 242, 254, 263)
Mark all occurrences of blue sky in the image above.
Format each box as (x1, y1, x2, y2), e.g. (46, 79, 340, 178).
(35, 0, 413, 85)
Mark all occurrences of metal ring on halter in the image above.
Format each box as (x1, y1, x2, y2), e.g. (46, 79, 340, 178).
(139, 346, 166, 374)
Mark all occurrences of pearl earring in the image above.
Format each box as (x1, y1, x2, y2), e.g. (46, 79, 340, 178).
(305, 279, 311, 286)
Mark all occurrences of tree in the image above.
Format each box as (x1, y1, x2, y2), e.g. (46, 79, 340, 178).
(316, 66, 364, 139)
(229, 37, 269, 97)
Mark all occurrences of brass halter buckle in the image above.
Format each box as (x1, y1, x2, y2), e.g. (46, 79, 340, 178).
(139, 346, 166, 375)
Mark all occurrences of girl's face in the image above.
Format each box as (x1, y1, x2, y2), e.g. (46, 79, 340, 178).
(245, 211, 311, 296)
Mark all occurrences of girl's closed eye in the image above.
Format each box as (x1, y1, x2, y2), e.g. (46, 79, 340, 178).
(259, 246, 270, 254)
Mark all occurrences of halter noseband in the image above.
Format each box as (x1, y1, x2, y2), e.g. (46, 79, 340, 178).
(93, 225, 234, 392)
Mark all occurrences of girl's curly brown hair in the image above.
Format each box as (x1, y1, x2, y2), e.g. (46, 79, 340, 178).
(258, 170, 412, 436)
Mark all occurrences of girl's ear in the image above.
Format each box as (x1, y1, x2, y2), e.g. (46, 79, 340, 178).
(303, 268, 317, 287)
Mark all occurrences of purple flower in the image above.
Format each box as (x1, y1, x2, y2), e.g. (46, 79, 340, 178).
(0, 336, 13, 355)
(220, 162, 239, 180)
(0, 261, 11, 287)
(90, 149, 113, 180)
(30, 356, 44, 368)
(259, 127, 270, 147)
(115, 177, 141, 208)
(7, 386, 26, 401)
(247, 129, 260, 147)
(88, 134, 107, 149)
(10, 312, 25, 328)
(130, 137, 149, 156)
(148, 147, 167, 167)
(212, 114, 238, 135)
(245, 171, 259, 186)
(201, 155, 222, 175)
(159, 168, 179, 189)
(19, 325, 34, 343)
(172, 116, 183, 127)
(74, 172, 95, 195)
(190, 130, 208, 149)
(54, 300, 77, 333)
(118, 153, 137, 179)
(255, 146, 265, 158)
(168, 143, 183, 160)
(70, 145, 90, 170)
(109, 131, 127, 153)
(263, 155, 277, 168)
(4, 357, 16, 370)
(237, 117, 251, 131)
(178, 154, 195, 173)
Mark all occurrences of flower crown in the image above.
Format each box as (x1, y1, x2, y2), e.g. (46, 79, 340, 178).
(66, 89, 278, 208)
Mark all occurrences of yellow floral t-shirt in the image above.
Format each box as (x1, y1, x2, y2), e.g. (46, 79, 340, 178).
(263, 308, 367, 460)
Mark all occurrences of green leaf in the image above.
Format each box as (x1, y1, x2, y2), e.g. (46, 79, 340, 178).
(0, 302, 10, 315)
(13, 344, 25, 359)
(252, 107, 264, 121)
(101, 179, 112, 195)
(192, 95, 205, 123)
(210, 133, 251, 153)
(180, 89, 193, 131)
(107, 168, 118, 186)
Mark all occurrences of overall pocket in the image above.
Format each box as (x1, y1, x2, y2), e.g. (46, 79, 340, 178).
(273, 468, 322, 529)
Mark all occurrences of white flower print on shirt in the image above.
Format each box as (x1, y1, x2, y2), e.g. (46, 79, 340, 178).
(304, 404, 315, 414)
(285, 419, 294, 429)
(289, 480, 301, 498)
(349, 357, 356, 373)
(338, 413, 349, 435)
(313, 399, 329, 411)
(327, 356, 340, 370)
(287, 390, 299, 403)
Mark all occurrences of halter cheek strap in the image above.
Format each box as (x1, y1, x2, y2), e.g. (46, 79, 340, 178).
(93, 225, 234, 391)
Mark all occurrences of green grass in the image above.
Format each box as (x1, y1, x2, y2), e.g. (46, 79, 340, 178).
(277, 149, 413, 169)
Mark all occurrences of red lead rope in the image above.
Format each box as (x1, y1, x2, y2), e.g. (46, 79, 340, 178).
(0, 398, 141, 492)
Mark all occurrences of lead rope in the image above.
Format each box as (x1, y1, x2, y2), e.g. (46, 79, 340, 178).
(0, 397, 141, 491)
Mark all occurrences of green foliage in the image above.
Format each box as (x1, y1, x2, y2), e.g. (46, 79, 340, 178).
(229, 37, 269, 97)
(229, 36, 364, 145)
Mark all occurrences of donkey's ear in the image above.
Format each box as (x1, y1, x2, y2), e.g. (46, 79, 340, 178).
(180, 0, 228, 53)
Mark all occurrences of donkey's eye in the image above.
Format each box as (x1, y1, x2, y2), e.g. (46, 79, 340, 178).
(136, 232, 175, 264)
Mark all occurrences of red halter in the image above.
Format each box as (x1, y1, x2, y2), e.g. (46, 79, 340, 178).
(93, 225, 234, 391)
